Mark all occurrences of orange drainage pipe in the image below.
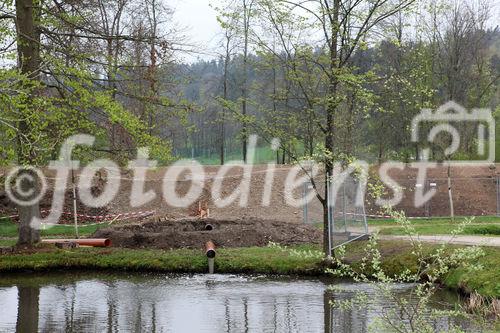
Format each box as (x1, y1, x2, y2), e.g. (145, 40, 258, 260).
(205, 241, 216, 258)
(205, 241, 216, 274)
(42, 239, 112, 247)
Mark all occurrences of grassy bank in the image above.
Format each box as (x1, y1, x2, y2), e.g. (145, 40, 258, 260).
(0, 244, 323, 276)
(0, 241, 498, 298)
(343, 241, 500, 298)
(379, 223, 500, 236)
(367, 216, 500, 236)
(0, 218, 109, 239)
(0, 239, 15, 247)
(367, 216, 500, 226)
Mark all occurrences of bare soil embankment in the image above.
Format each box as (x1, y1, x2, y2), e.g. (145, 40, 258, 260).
(2, 164, 500, 250)
(93, 217, 322, 249)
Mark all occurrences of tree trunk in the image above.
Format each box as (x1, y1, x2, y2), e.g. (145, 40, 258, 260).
(220, 107, 226, 166)
(241, 0, 251, 163)
(16, 0, 41, 246)
(323, 0, 340, 256)
(378, 142, 383, 164)
(148, 0, 158, 138)
(221, 34, 231, 165)
(17, 170, 41, 245)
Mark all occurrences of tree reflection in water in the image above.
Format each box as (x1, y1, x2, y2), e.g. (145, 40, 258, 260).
(16, 286, 39, 333)
(0, 274, 467, 333)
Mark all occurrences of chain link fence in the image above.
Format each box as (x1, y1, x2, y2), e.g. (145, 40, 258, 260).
(303, 177, 500, 223)
(302, 175, 500, 256)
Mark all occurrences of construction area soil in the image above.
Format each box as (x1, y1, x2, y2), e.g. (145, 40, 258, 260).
(1, 163, 499, 248)
(93, 218, 322, 249)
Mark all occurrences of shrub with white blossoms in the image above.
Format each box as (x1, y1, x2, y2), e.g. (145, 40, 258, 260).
(325, 209, 488, 333)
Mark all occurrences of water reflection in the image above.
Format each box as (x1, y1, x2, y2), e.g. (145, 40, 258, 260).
(16, 286, 39, 333)
(325, 284, 470, 333)
(0, 273, 468, 333)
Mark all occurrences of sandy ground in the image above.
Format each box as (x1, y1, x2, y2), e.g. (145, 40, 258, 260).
(3, 163, 500, 221)
(2, 164, 500, 249)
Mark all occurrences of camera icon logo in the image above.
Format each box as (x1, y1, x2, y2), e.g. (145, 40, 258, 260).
(411, 101, 495, 164)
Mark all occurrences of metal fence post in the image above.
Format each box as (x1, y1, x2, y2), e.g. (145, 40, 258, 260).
(495, 176, 500, 216)
(302, 180, 308, 224)
(342, 184, 347, 232)
(424, 179, 430, 217)
(327, 175, 333, 258)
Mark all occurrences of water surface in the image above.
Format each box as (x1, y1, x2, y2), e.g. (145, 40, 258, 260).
(0, 272, 468, 332)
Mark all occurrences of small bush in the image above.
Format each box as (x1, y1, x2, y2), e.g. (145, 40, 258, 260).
(464, 225, 500, 236)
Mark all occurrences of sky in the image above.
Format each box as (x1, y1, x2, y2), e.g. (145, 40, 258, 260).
(171, 0, 223, 63)
(171, 0, 500, 63)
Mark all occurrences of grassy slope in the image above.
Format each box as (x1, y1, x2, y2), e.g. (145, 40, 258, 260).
(0, 241, 498, 298)
(0, 239, 15, 247)
(343, 241, 500, 298)
(191, 146, 279, 165)
(367, 216, 500, 226)
(0, 218, 110, 238)
(367, 216, 500, 236)
(0, 245, 323, 276)
(379, 223, 500, 236)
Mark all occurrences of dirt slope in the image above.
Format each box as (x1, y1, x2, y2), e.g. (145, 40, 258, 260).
(93, 217, 322, 249)
(2, 164, 499, 223)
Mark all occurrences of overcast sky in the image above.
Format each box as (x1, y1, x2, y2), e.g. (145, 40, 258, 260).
(172, 0, 222, 63)
(172, 0, 500, 63)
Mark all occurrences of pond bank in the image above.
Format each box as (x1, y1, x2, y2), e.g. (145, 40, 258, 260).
(0, 240, 498, 298)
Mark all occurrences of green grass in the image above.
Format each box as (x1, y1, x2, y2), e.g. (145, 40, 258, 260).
(0, 218, 110, 239)
(379, 223, 500, 236)
(0, 244, 324, 276)
(466, 225, 500, 235)
(0, 239, 15, 247)
(365, 216, 500, 236)
(0, 218, 17, 238)
(445, 246, 500, 297)
(367, 216, 500, 226)
(1, 214, 499, 297)
(0, 241, 498, 298)
(342, 241, 500, 298)
(314, 216, 500, 236)
(190, 146, 280, 165)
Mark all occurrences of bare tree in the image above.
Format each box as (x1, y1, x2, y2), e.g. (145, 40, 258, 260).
(220, 30, 234, 165)
(241, 0, 254, 163)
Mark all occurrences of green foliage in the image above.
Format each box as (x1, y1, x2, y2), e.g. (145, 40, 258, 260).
(0, 0, 181, 167)
(203, 0, 500, 165)
(325, 209, 497, 332)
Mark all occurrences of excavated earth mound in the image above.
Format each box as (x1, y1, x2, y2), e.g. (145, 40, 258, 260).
(93, 218, 322, 249)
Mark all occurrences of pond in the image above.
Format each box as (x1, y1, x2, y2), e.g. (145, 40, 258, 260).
(0, 272, 470, 332)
